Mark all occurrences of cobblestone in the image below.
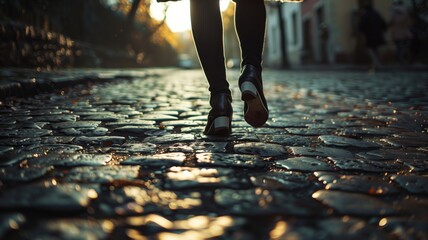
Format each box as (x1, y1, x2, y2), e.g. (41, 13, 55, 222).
(312, 190, 397, 216)
(0, 184, 98, 211)
(315, 172, 399, 195)
(0, 69, 427, 238)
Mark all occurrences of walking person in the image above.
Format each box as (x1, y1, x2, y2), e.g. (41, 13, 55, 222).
(358, 2, 387, 72)
(389, 0, 412, 65)
(158, 0, 269, 135)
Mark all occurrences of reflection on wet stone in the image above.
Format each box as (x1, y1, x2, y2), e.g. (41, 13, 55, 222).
(112, 186, 202, 215)
(357, 149, 428, 161)
(0, 151, 29, 167)
(275, 218, 387, 240)
(81, 113, 124, 122)
(41, 136, 76, 144)
(144, 134, 195, 144)
(391, 175, 428, 194)
(233, 142, 287, 157)
(124, 214, 248, 239)
(31, 115, 78, 122)
(265, 135, 315, 146)
(319, 135, 381, 148)
(286, 128, 334, 136)
(62, 166, 140, 183)
(267, 119, 311, 128)
(0, 118, 17, 125)
(166, 142, 194, 153)
(398, 159, 428, 172)
(190, 142, 228, 153)
(250, 172, 311, 190)
(0, 130, 18, 138)
(113, 143, 158, 154)
(161, 120, 202, 127)
(28, 154, 112, 167)
(380, 217, 428, 240)
(0, 213, 26, 239)
(329, 157, 405, 172)
(312, 190, 397, 216)
(0, 129, 52, 138)
(0, 146, 13, 155)
(382, 132, 428, 147)
(289, 146, 354, 158)
(196, 153, 265, 168)
(276, 157, 334, 172)
(141, 114, 178, 121)
(122, 153, 186, 167)
(338, 127, 398, 137)
(234, 133, 260, 142)
(19, 219, 112, 240)
(164, 167, 249, 189)
(0, 166, 53, 182)
(113, 126, 160, 135)
(50, 121, 101, 129)
(25, 144, 83, 154)
(74, 136, 126, 145)
(59, 127, 109, 136)
(315, 172, 399, 195)
(30, 109, 70, 116)
(215, 189, 327, 216)
(0, 184, 98, 211)
(0, 137, 42, 146)
(105, 119, 156, 127)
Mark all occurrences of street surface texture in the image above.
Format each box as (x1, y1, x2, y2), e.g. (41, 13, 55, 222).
(0, 68, 428, 239)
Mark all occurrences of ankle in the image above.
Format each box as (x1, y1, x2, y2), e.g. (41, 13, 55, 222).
(242, 64, 262, 73)
(211, 89, 231, 97)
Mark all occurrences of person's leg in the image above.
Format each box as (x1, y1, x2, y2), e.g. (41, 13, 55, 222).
(190, 0, 232, 135)
(190, 0, 229, 94)
(235, 0, 266, 71)
(368, 47, 381, 68)
(234, 0, 268, 127)
(395, 40, 404, 64)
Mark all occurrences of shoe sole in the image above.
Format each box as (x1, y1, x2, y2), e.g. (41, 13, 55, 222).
(240, 82, 268, 128)
(205, 116, 231, 135)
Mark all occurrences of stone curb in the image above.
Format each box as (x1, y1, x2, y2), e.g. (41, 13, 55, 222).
(0, 69, 150, 100)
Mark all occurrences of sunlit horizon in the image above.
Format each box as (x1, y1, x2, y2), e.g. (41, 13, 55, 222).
(151, 0, 231, 33)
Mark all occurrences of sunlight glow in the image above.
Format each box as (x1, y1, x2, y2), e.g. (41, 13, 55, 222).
(269, 221, 288, 239)
(151, 0, 231, 32)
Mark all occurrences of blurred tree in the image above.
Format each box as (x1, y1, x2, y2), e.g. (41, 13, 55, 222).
(114, 0, 175, 66)
(128, 0, 142, 22)
(0, 0, 177, 68)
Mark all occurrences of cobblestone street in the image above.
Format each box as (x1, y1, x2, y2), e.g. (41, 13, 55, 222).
(0, 68, 428, 239)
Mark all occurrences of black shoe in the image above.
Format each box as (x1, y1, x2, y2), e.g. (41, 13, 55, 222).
(239, 64, 269, 127)
(204, 91, 233, 135)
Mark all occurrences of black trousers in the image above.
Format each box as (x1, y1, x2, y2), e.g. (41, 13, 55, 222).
(190, 0, 266, 94)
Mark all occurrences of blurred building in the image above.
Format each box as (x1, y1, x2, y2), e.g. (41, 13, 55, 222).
(265, 3, 302, 68)
(264, 0, 424, 67)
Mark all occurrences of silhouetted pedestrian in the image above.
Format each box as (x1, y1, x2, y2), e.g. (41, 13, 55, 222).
(359, 3, 387, 71)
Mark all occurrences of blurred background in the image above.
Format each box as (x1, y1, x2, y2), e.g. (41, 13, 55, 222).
(0, 0, 427, 70)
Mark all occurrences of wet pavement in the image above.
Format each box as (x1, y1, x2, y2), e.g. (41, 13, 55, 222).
(0, 68, 428, 239)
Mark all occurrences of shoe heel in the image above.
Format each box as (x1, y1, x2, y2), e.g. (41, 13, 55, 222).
(214, 116, 230, 130)
(240, 82, 258, 101)
(205, 116, 231, 135)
